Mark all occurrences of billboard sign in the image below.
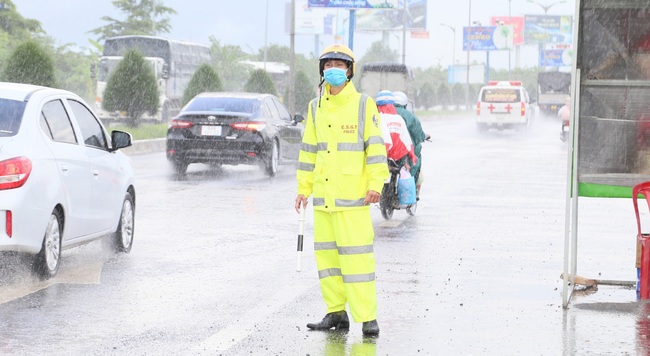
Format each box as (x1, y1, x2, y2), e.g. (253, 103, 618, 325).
(448, 64, 485, 84)
(463, 26, 513, 51)
(355, 0, 427, 31)
(524, 15, 573, 44)
(307, 0, 398, 8)
(490, 16, 524, 45)
(541, 43, 572, 66)
(292, 0, 337, 35)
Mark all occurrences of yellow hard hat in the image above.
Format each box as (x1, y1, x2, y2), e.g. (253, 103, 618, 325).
(319, 44, 356, 79)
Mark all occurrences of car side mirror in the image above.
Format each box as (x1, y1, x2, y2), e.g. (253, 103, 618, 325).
(293, 114, 305, 124)
(110, 130, 132, 151)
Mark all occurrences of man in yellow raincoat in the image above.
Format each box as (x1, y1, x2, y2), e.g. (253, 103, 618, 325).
(294, 44, 389, 336)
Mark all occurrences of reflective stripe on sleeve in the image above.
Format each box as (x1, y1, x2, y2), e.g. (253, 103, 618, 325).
(366, 135, 384, 145)
(297, 162, 315, 172)
(313, 198, 325, 206)
(366, 155, 387, 165)
(301, 142, 317, 153)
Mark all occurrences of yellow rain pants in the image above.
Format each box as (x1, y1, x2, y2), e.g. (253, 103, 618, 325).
(314, 208, 377, 323)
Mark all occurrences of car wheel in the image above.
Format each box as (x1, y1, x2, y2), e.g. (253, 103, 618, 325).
(477, 124, 488, 133)
(33, 209, 62, 279)
(264, 140, 279, 177)
(112, 192, 135, 253)
(172, 160, 188, 174)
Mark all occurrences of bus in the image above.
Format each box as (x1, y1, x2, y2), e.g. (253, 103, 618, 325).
(92, 35, 211, 122)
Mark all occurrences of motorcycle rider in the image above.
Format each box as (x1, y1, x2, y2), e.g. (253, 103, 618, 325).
(558, 96, 570, 141)
(393, 91, 429, 200)
(375, 90, 417, 168)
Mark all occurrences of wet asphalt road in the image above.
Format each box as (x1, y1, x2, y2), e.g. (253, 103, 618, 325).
(0, 112, 646, 355)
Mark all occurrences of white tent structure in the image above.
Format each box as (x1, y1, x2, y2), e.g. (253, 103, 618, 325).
(562, 0, 650, 307)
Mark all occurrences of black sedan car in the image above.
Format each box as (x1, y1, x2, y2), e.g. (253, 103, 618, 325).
(166, 92, 305, 176)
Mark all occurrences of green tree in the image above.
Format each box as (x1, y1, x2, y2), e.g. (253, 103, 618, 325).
(182, 63, 223, 106)
(258, 44, 292, 63)
(102, 49, 159, 126)
(437, 83, 451, 109)
(357, 41, 399, 64)
(0, 1, 43, 37)
(88, 0, 177, 42)
(244, 69, 277, 95)
(3, 40, 56, 87)
(52, 44, 95, 102)
(285, 70, 315, 116)
(417, 82, 435, 110)
(451, 83, 466, 107)
(209, 37, 251, 91)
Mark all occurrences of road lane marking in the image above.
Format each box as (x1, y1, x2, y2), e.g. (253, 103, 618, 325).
(0, 259, 102, 304)
(193, 283, 315, 353)
(379, 219, 403, 228)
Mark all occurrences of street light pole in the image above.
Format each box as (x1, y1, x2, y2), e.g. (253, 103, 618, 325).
(508, 0, 511, 73)
(527, 0, 567, 14)
(440, 23, 456, 66)
(466, 0, 472, 109)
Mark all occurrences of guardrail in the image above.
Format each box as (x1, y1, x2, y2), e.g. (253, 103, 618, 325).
(121, 138, 166, 156)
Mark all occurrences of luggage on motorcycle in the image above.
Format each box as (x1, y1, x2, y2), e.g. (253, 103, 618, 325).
(398, 167, 416, 205)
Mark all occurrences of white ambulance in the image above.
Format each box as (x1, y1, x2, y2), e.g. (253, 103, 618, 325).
(476, 81, 535, 132)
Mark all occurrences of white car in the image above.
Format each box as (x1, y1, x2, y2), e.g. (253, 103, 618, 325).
(476, 81, 535, 132)
(0, 82, 135, 279)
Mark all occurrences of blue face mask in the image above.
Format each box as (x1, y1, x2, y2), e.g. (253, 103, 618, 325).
(323, 68, 348, 87)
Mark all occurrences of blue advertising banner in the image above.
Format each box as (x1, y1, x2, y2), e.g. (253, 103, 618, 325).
(356, 0, 426, 30)
(463, 26, 512, 51)
(308, 0, 398, 8)
(541, 44, 572, 66)
(524, 15, 573, 45)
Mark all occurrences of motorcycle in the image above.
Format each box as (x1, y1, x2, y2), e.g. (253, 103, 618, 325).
(560, 119, 569, 142)
(379, 158, 417, 220)
(558, 103, 570, 142)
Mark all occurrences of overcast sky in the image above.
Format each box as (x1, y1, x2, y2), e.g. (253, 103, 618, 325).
(12, 0, 576, 70)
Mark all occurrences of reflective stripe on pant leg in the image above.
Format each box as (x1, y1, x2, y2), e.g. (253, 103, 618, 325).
(332, 208, 377, 323)
(314, 209, 346, 314)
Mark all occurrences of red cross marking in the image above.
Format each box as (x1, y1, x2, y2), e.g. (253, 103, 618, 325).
(505, 104, 513, 113)
(488, 104, 495, 112)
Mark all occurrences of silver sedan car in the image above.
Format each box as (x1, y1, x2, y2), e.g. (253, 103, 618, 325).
(0, 82, 135, 279)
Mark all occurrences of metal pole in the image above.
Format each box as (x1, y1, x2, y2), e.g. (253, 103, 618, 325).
(466, 0, 472, 108)
(508, 0, 512, 73)
(348, 10, 355, 50)
(289, 0, 296, 114)
(401, 1, 406, 65)
(264, 0, 269, 71)
(296, 206, 305, 272)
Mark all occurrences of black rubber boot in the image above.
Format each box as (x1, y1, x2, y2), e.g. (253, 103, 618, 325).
(307, 311, 350, 331)
(362, 320, 380, 336)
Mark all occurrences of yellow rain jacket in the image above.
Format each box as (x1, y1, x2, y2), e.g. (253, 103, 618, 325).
(297, 82, 389, 211)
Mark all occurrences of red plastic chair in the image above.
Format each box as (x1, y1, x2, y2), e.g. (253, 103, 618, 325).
(633, 181, 650, 299)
